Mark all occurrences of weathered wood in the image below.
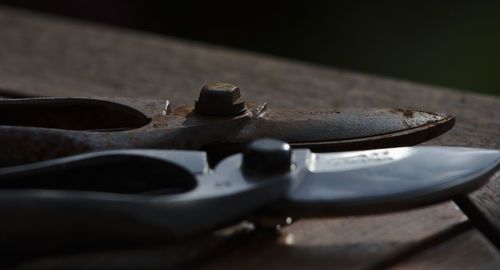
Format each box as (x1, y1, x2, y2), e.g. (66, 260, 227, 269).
(10, 204, 467, 270)
(468, 173, 500, 237)
(389, 229, 500, 270)
(0, 5, 499, 269)
(200, 205, 468, 270)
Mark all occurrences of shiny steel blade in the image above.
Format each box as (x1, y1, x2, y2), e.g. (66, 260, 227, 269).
(282, 147, 500, 216)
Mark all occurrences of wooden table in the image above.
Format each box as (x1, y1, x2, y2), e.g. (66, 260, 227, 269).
(1, 6, 499, 270)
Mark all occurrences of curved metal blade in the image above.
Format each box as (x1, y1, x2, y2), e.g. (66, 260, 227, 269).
(0, 98, 454, 167)
(256, 108, 455, 152)
(204, 107, 454, 165)
(281, 147, 500, 216)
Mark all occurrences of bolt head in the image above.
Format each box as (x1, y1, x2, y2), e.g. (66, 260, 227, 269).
(195, 82, 246, 116)
(243, 139, 292, 175)
(204, 82, 238, 94)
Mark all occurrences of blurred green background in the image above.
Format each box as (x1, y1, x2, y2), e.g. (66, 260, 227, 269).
(2, 1, 500, 96)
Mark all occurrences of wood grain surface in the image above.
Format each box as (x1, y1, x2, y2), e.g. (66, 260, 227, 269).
(1, 6, 499, 270)
(390, 229, 500, 270)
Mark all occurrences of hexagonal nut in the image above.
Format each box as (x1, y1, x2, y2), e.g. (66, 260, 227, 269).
(195, 82, 246, 116)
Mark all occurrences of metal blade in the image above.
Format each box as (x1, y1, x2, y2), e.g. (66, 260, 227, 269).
(204, 107, 454, 164)
(258, 108, 454, 152)
(281, 147, 500, 216)
(0, 98, 454, 167)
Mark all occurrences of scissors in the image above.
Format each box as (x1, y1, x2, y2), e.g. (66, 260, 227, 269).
(0, 82, 454, 166)
(0, 138, 499, 257)
(0, 82, 471, 257)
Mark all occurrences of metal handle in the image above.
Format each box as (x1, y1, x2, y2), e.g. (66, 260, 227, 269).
(0, 97, 150, 131)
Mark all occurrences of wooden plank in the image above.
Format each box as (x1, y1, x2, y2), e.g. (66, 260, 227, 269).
(12, 204, 467, 270)
(199, 205, 468, 270)
(389, 229, 500, 270)
(0, 5, 499, 269)
(467, 173, 500, 239)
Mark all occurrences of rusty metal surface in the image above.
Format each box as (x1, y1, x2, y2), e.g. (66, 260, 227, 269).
(195, 82, 246, 116)
(0, 97, 455, 167)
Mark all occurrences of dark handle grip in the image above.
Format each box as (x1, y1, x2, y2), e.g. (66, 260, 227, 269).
(0, 97, 150, 131)
(0, 151, 197, 194)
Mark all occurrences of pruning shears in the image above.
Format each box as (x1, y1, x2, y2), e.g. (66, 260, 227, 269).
(0, 82, 454, 166)
(2, 83, 498, 257)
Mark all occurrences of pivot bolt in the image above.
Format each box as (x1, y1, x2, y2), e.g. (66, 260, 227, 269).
(243, 139, 292, 174)
(195, 82, 246, 116)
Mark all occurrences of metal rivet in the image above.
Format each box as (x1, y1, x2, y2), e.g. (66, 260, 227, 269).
(243, 139, 292, 175)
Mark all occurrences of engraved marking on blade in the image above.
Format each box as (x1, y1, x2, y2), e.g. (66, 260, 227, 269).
(310, 148, 413, 172)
